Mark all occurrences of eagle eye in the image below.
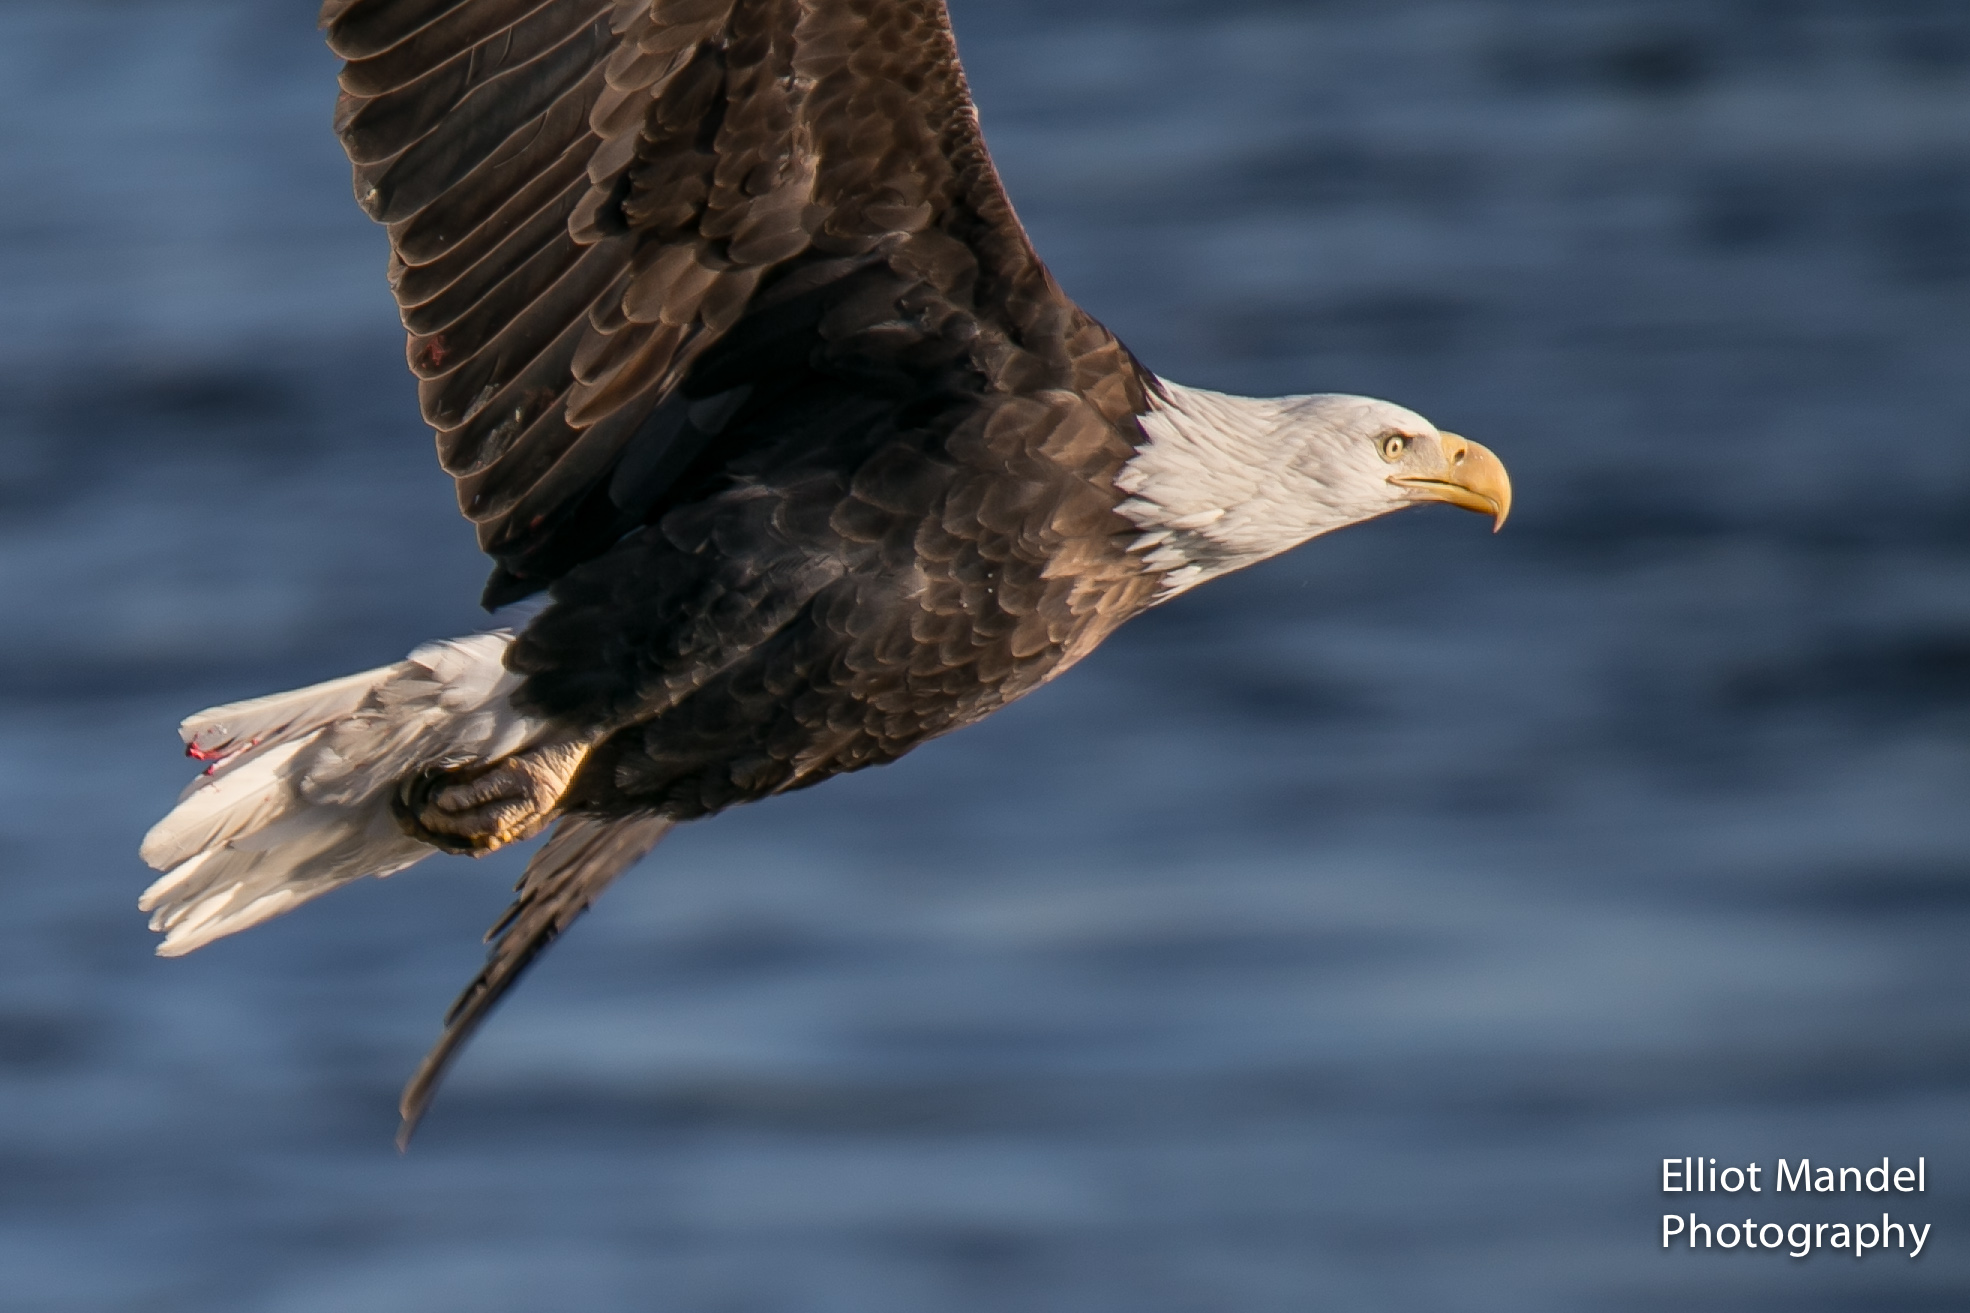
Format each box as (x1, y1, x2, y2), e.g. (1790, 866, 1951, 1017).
(1379, 434, 1410, 462)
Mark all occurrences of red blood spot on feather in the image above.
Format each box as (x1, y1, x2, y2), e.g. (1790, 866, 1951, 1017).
(187, 735, 258, 772)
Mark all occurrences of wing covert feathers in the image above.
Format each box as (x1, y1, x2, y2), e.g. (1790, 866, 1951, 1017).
(321, 0, 1072, 602)
(397, 811, 674, 1147)
(139, 634, 546, 956)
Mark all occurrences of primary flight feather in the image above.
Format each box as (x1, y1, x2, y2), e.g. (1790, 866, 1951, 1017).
(143, 0, 1512, 1144)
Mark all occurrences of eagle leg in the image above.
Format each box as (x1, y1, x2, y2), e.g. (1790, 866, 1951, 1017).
(391, 739, 593, 856)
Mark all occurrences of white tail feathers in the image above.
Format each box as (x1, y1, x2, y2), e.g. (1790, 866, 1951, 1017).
(139, 633, 551, 957)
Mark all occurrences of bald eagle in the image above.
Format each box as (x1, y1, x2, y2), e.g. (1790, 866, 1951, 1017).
(140, 0, 1512, 1143)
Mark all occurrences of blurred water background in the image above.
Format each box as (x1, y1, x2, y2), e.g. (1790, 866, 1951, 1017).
(2, 1, 1968, 1309)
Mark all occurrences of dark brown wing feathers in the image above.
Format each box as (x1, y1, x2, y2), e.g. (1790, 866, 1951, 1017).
(321, 0, 1136, 606)
(396, 812, 674, 1146)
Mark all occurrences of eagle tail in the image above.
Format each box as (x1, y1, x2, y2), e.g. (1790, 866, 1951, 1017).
(138, 632, 548, 957)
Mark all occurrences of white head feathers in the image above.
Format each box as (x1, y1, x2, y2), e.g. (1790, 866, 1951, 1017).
(1117, 380, 1450, 598)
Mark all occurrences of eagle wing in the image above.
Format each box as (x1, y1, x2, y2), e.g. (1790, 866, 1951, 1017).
(321, 0, 1105, 606)
(395, 811, 673, 1145)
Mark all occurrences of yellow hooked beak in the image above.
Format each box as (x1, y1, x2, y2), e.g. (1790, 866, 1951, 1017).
(1389, 433, 1512, 531)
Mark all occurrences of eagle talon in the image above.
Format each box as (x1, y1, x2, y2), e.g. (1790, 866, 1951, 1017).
(392, 742, 592, 856)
